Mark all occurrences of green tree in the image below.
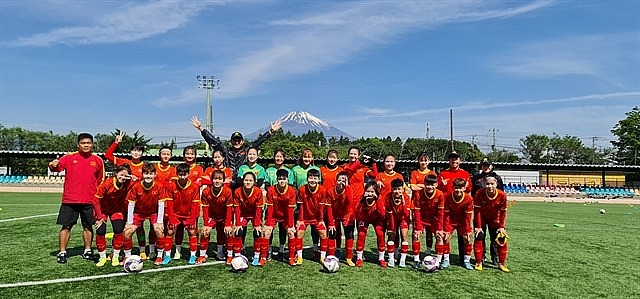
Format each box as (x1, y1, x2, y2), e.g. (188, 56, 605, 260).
(611, 106, 640, 165)
(520, 134, 550, 163)
(486, 149, 520, 163)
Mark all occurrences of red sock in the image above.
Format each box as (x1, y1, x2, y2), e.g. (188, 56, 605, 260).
(435, 243, 444, 255)
(189, 236, 197, 252)
(124, 237, 133, 250)
(96, 235, 107, 253)
(498, 243, 508, 264)
(320, 238, 328, 253)
(226, 236, 234, 253)
(253, 237, 262, 257)
(289, 238, 296, 260)
(113, 233, 123, 250)
(260, 237, 269, 259)
(296, 238, 303, 252)
(345, 239, 354, 259)
(356, 230, 366, 251)
(400, 241, 409, 254)
(412, 240, 421, 255)
(328, 239, 336, 256)
(443, 243, 450, 254)
(164, 236, 173, 253)
(387, 241, 396, 257)
(200, 236, 210, 251)
(156, 237, 165, 252)
(474, 240, 484, 262)
(464, 243, 473, 256)
(233, 236, 242, 254)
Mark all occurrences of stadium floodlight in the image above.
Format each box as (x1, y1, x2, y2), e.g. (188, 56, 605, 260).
(196, 75, 220, 155)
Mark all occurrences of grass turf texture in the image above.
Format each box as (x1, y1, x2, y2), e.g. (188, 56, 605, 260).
(0, 192, 638, 298)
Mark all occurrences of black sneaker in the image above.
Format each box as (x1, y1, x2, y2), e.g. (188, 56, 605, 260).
(57, 252, 68, 264)
(82, 250, 95, 261)
(491, 256, 499, 266)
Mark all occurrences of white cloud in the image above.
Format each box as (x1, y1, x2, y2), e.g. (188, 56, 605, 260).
(8, 1, 216, 47)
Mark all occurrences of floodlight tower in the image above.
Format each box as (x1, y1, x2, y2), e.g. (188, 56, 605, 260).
(196, 75, 220, 155)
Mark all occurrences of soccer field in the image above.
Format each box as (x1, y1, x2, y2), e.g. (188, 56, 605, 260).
(0, 192, 638, 298)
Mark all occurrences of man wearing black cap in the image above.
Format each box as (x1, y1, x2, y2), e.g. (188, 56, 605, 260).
(471, 157, 504, 197)
(437, 151, 471, 195)
(191, 116, 282, 181)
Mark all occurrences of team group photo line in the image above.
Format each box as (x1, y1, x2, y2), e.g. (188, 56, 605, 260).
(50, 115, 510, 273)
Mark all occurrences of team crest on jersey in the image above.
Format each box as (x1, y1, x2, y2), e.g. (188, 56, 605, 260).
(90, 161, 97, 166)
(73, 160, 78, 164)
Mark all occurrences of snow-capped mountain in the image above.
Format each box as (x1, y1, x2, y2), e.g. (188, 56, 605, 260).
(246, 111, 354, 140)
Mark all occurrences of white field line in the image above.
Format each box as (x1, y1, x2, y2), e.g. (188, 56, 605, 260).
(0, 261, 225, 288)
(0, 213, 58, 223)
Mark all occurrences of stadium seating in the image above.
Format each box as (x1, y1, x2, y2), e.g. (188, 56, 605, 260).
(580, 186, 636, 198)
(0, 175, 27, 184)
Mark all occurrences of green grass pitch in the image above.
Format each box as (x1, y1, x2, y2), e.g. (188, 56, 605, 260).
(0, 192, 638, 298)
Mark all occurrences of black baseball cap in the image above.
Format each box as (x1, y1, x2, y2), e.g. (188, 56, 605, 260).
(447, 151, 460, 159)
(230, 132, 243, 140)
(480, 157, 493, 166)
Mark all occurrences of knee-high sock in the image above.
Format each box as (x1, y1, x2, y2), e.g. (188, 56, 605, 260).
(464, 243, 472, 256)
(356, 228, 367, 252)
(288, 237, 296, 260)
(200, 236, 209, 256)
(189, 236, 197, 254)
(498, 243, 508, 264)
(345, 239, 354, 260)
(136, 226, 146, 247)
(387, 241, 396, 261)
(328, 238, 336, 256)
(260, 237, 269, 259)
(474, 239, 484, 263)
(96, 234, 107, 253)
(335, 226, 343, 249)
(164, 236, 173, 254)
(320, 238, 328, 259)
(226, 236, 234, 257)
(412, 240, 421, 256)
(113, 233, 123, 250)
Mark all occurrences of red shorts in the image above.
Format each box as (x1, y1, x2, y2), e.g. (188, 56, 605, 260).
(132, 213, 158, 227)
(297, 221, 326, 232)
(446, 222, 471, 234)
(105, 212, 124, 221)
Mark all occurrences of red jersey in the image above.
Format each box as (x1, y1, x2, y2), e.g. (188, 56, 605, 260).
(412, 188, 445, 231)
(473, 188, 508, 228)
(104, 142, 143, 180)
(166, 179, 200, 220)
(385, 192, 412, 231)
(202, 166, 233, 187)
(127, 181, 170, 215)
(320, 165, 344, 190)
(265, 184, 297, 228)
(93, 177, 130, 220)
(297, 184, 331, 223)
(155, 164, 176, 184)
(201, 185, 234, 226)
(49, 151, 104, 205)
(343, 161, 375, 199)
(437, 168, 471, 194)
(233, 186, 264, 225)
(375, 171, 404, 196)
(187, 163, 205, 183)
(355, 196, 386, 224)
(410, 168, 436, 188)
(327, 185, 355, 222)
(444, 192, 473, 231)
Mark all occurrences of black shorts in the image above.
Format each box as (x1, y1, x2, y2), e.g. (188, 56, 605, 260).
(56, 203, 94, 227)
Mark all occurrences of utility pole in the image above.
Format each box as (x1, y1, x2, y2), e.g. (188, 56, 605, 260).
(491, 128, 499, 152)
(449, 109, 454, 152)
(196, 75, 220, 156)
(591, 136, 600, 164)
(425, 122, 430, 139)
(471, 134, 477, 146)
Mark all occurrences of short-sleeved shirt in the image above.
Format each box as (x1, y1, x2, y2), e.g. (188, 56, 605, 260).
(292, 165, 322, 188)
(265, 184, 297, 226)
(166, 179, 200, 219)
(233, 186, 264, 221)
(297, 184, 328, 222)
(265, 166, 294, 186)
(320, 165, 344, 190)
(127, 181, 170, 215)
(94, 177, 130, 218)
(201, 185, 234, 221)
(49, 151, 104, 205)
(155, 164, 176, 184)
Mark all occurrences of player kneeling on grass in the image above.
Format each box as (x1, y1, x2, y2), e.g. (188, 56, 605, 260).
(411, 174, 445, 269)
(230, 172, 266, 266)
(473, 176, 510, 272)
(93, 164, 133, 267)
(327, 171, 356, 266)
(385, 179, 412, 268)
(164, 163, 201, 265)
(123, 163, 170, 266)
(199, 170, 234, 264)
(264, 169, 297, 266)
(295, 169, 335, 265)
(443, 178, 474, 270)
(354, 182, 386, 267)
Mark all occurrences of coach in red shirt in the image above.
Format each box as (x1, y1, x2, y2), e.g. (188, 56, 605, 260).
(49, 133, 105, 264)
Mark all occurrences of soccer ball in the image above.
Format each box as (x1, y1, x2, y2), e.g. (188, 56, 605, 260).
(322, 255, 340, 273)
(123, 255, 143, 273)
(230, 255, 249, 273)
(599, 209, 606, 214)
(422, 255, 439, 273)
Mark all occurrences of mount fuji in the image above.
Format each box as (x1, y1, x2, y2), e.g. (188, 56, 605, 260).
(246, 111, 354, 140)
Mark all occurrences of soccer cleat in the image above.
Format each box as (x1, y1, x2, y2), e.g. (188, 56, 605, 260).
(216, 252, 226, 261)
(57, 252, 68, 264)
(491, 256, 500, 266)
(226, 256, 233, 265)
(320, 257, 325, 264)
(346, 259, 356, 267)
(196, 256, 207, 265)
(139, 252, 148, 260)
(388, 259, 395, 268)
(499, 264, 510, 273)
(154, 257, 163, 266)
(96, 258, 107, 267)
(111, 256, 120, 267)
(267, 250, 273, 261)
(463, 262, 474, 270)
(289, 258, 297, 266)
(413, 261, 421, 269)
(296, 256, 304, 265)
(439, 260, 450, 269)
(251, 257, 259, 266)
(475, 263, 483, 271)
(188, 255, 196, 265)
(174, 252, 181, 260)
(379, 259, 387, 268)
(259, 258, 267, 267)
(161, 255, 172, 265)
(82, 250, 95, 261)
(355, 259, 363, 267)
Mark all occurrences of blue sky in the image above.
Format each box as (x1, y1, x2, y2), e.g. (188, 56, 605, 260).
(1, 0, 638, 153)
